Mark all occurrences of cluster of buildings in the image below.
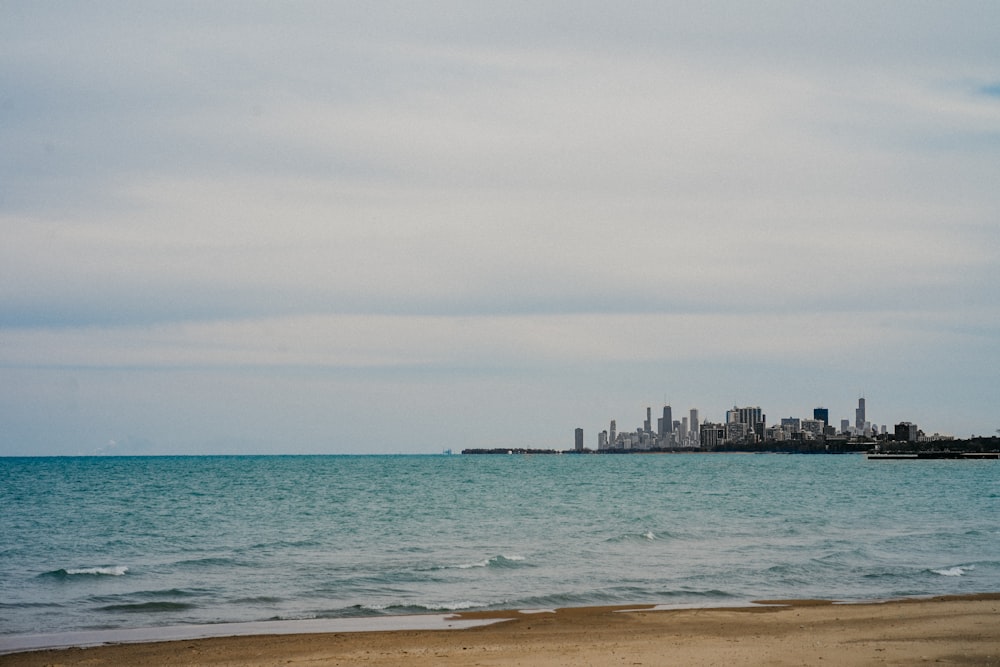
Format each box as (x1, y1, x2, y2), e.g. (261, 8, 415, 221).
(575, 398, 935, 452)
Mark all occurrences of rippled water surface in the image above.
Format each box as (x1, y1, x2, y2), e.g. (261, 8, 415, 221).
(1, 454, 997, 635)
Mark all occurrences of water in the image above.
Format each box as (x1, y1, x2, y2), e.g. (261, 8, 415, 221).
(1, 454, 998, 638)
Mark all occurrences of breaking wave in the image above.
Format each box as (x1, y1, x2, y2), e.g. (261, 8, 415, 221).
(97, 601, 196, 613)
(931, 565, 975, 577)
(40, 566, 129, 578)
(359, 600, 483, 614)
(453, 555, 527, 569)
(607, 531, 657, 543)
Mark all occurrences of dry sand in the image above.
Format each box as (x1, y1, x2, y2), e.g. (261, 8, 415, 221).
(3, 595, 998, 666)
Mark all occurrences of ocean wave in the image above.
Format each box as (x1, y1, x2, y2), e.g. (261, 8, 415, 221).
(174, 556, 243, 568)
(233, 595, 285, 604)
(317, 605, 394, 619)
(810, 547, 870, 567)
(931, 565, 975, 577)
(668, 588, 735, 599)
(266, 612, 320, 621)
(508, 590, 628, 609)
(330, 601, 488, 617)
(40, 566, 129, 578)
(454, 554, 527, 569)
(861, 569, 919, 583)
(133, 588, 204, 599)
(606, 531, 657, 543)
(97, 601, 197, 613)
(379, 600, 482, 612)
(0, 601, 65, 609)
(336, 587, 743, 619)
(244, 539, 322, 552)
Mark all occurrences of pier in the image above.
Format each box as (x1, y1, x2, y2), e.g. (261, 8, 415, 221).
(866, 451, 999, 460)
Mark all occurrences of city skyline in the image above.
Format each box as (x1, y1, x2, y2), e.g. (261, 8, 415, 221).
(584, 395, 958, 452)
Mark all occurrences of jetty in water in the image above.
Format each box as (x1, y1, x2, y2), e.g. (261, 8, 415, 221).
(867, 451, 999, 460)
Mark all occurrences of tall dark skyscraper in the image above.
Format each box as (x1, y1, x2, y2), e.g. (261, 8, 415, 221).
(856, 398, 866, 432)
(662, 405, 673, 434)
(574, 428, 584, 452)
(813, 407, 829, 427)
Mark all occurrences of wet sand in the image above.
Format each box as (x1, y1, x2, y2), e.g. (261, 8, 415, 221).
(2, 594, 998, 666)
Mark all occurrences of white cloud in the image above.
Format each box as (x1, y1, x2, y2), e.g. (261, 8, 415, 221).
(0, 309, 980, 372)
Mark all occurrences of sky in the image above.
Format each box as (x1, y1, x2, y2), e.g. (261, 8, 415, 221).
(2, 2, 999, 455)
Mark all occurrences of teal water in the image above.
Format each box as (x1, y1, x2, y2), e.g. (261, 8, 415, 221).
(1, 454, 997, 636)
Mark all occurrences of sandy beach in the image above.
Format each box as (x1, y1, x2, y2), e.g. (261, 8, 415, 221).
(3, 595, 998, 666)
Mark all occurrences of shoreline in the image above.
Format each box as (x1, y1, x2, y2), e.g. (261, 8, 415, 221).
(0, 614, 511, 656)
(0, 599, 790, 655)
(3, 593, 998, 665)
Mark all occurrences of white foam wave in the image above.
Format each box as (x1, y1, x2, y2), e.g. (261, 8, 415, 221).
(434, 600, 479, 610)
(455, 554, 525, 569)
(607, 532, 657, 543)
(362, 600, 481, 612)
(65, 566, 129, 576)
(931, 565, 974, 577)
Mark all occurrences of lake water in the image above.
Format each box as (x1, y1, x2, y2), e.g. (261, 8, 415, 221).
(2, 454, 997, 640)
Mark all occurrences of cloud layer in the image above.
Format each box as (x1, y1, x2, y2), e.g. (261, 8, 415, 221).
(2, 3, 999, 453)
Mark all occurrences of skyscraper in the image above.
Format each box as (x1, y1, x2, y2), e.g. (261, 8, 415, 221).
(856, 398, 866, 432)
(728, 406, 764, 427)
(644, 407, 652, 433)
(689, 409, 699, 438)
(662, 405, 673, 434)
(575, 428, 584, 452)
(813, 407, 829, 428)
(727, 406, 765, 441)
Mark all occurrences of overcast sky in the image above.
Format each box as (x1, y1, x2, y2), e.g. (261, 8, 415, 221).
(2, 2, 999, 455)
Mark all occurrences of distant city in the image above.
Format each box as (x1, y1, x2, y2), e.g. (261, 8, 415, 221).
(579, 397, 931, 452)
(463, 396, 999, 455)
